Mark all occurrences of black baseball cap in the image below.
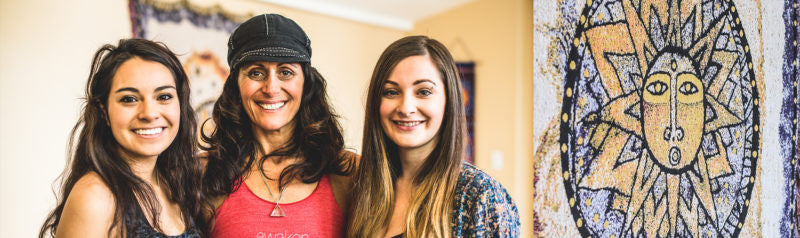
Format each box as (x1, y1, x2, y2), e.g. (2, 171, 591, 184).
(227, 14, 311, 70)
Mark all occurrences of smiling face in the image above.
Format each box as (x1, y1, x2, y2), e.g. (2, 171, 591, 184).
(379, 55, 446, 150)
(107, 57, 180, 160)
(238, 61, 304, 133)
(641, 52, 704, 172)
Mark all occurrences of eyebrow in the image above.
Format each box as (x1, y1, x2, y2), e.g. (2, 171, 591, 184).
(277, 63, 297, 68)
(413, 79, 437, 86)
(114, 87, 139, 93)
(114, 85, 175, 93)
(383, 79, 438, 86)
(246, 62, 298, 68)
(155, 85, 176, 92)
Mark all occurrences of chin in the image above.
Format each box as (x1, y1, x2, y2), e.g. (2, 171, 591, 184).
(253, 121, 287, 131)
(257, 122, 284, 130)
(124, 147, 166, 159)
(392, 138, 427, 149)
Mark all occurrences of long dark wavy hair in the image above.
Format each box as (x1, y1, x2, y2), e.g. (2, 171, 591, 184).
(347, 35, 466, 237)
(201, 59, 354, 198)
(39, 39, 208, 237)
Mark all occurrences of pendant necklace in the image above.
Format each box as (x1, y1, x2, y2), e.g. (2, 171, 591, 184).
(258, 169, 286, 217)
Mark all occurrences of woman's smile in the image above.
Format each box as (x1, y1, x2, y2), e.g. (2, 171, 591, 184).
(256, 100, 287, 111)
(392, 120, 426, 131)
(131, 127, 166, 138)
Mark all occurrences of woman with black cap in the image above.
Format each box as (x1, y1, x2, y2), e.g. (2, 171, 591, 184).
(201, 14, 356, 237)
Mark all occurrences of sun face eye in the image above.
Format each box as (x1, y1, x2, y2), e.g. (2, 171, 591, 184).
(646, 81, 668, 95)
(643, 73, 670, 104)
(676, 73, 703, 103)
(679, 81, 698, 95)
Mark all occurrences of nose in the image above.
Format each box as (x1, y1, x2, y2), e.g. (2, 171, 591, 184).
(667, 75, 680, 143)
(663, 126, 684, 142)
(260, 75, 281, 96)
(397, 94, 417, 116)
(138, 100, 160, 121)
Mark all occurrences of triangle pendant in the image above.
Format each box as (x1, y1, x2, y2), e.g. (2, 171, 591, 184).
(270, 204, 285, 217)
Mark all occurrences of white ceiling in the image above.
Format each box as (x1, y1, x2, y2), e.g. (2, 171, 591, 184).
(259, 0, 476, 30)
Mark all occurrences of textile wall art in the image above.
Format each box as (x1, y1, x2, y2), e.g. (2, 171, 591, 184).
(458, 62, 476, 164)
(781, 0, 800, 237)
(529, 0, 800, 236)
(130, 0, 252, 138)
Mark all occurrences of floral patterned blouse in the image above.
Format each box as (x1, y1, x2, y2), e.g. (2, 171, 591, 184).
(452, 162, 520, 237)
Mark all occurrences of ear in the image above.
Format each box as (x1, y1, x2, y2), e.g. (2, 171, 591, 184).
(97, 101, 110, 126)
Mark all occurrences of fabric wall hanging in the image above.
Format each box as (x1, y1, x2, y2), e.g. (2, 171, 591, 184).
(781, 0, 800, 237)
(457, 62, 476, 164)
(534, 0, 772, 236)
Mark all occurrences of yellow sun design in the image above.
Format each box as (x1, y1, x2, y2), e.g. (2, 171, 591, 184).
(560, 0, 759, 237)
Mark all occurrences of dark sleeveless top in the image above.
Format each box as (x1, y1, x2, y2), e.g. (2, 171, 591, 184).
(125, 204, 201, 238)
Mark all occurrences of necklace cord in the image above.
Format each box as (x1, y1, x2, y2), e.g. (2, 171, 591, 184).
(258, 169, 286, 203)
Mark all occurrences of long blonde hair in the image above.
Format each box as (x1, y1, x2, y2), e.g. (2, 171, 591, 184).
(347, 35, 466, 237)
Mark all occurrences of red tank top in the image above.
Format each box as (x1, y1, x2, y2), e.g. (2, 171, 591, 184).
(210, 174, 343, 238)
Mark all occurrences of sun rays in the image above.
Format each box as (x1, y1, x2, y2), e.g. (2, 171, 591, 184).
(561, 0, 758, 236)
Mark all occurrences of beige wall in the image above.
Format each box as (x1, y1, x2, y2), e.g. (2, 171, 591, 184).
(1, 0, 132, 236)
(410, 0, 534, 236)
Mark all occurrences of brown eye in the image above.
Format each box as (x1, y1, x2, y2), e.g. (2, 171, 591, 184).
(247, 69, 266, 81)
(646, 81, 668, 95)
(278, 69, 295, 80)
(417, 88, 433, 97)
(157, 94, 174, 101)
(382, 88, 400, 98)
(679, 81, 698, 95)
(120, 95, 138, 103)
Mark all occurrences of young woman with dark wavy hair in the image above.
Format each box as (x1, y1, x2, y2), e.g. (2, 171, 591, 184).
(39, 39, 207, 237)
(347, 35, 520, 237)
(201, 14, 356, 237)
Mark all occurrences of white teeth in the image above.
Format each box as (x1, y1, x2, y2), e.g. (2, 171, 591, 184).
(397, 121, 422, 127)
(134, 128, 163, 135)
(258, 102, 285, 110)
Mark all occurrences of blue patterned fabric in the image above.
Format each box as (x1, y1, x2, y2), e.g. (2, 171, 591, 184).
(452, 163, 520, 237)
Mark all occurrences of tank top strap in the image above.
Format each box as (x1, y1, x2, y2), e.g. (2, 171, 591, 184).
(124, 203, 200, 238)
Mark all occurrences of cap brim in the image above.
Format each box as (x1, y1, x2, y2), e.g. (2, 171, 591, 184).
(230, 46, 310, 70)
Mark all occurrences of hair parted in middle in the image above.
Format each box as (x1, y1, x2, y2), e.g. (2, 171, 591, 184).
(347, 35, 467, 238)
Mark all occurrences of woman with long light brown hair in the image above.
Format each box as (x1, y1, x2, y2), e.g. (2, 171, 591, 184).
(347, 35, 519, 237)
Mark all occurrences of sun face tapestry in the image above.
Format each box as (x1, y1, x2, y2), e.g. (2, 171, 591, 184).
(130, 0, 252, 139)
(535, 0, 767, 237)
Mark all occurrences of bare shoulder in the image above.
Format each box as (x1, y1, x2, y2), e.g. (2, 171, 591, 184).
(56, 172, 116, 237)
(331, 150, 359, 215)
(67, 172, 115, 215)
